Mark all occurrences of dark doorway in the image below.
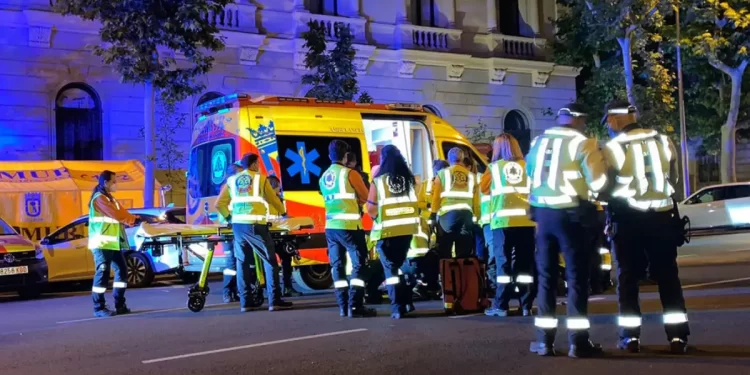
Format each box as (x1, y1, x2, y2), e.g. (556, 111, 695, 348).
(504, 110, 530, 155)
(498, 0, 521, 36)
(55, 83, 103, 160)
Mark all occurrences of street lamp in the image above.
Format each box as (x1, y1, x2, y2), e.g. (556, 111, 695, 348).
(676, 4, 691, 198)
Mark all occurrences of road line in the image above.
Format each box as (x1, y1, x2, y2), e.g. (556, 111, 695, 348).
(141, 328, 369, 364)
(589, 297, 605, 301)
(56, 303, 222, 324)
(682, 276, 750, 290)
(448, 313, 484, 319)
(677, 254, 697, 258)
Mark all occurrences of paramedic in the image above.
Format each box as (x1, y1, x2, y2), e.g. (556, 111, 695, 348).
(222, 161, 244, 303)
(267, 175, 301, 298)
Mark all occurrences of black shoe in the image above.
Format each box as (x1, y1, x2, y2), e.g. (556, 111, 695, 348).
(529, 342, 555, 356)
(339, 305, 348, 317)
(405, 303, 416, 313)
(617, 337, 641, 353)
(283, 287, 302, 297)
(569, 341, 604, 358)
(522, 308, 532, 317)
(115, 305, 131, 315)
(391, 312, 402, 319)
(669, 338, 688, 354)
(94, 308, 116, 318)
(349, 306, 377, 318)
(223, 294, 234, 303)
(269, 300, 293, 311)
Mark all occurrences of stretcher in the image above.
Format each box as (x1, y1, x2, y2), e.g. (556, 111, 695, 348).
(134, 217, 314, 312)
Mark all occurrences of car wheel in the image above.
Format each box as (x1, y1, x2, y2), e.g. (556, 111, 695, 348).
(292, 265, 332, 292)
(17, 286, 41, 300)
(126, 252, 154, 288)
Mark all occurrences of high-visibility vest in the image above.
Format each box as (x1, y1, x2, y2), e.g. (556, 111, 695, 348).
(373, 175, 419, 239)
(227, 170, 270, 224)
(606, 128, 674, 212)
(418, 178, 435, 221)
(437, 165, 476, 215)
(408, 217, 430, 258)
(488, 159, 535, 229)
(319, 164, 362, 230)
(87, 193, 126, 251)
(478, 172, 491, 226)
(526, 127, 606, 209)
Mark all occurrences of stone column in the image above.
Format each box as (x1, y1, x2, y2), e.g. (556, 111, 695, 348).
(435, 0, 455, 28)
(486, 0, 497, 32)
(527, 0, 540, 35)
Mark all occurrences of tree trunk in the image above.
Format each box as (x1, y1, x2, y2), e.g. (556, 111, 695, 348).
(617, 36, 639, 116)
(720, 70, 744, 183)
(144, 81, 156, 207)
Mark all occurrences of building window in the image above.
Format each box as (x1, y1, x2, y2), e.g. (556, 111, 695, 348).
(503, 110, 530, 155)
(498, 0, 521, 36)
(55, 83, 103, 160)
(307, 0, 339, 16)
(412, 0, 436, 27)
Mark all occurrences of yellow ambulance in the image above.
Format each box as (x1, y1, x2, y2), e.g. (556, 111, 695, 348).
(0, 216, 48, 298)
(187, 94, 488, 290)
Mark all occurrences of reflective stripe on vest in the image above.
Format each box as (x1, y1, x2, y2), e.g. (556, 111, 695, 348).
(606, 130, 673, 212)
(438, 166, 475, 215)
(227, 171, 269, 224)
(375, 175, 419, 239)
(488, 160, 534, 229)
(408, 218, 430, 258)
(319, 164, 362, 230)
(87, 193, 125, 251)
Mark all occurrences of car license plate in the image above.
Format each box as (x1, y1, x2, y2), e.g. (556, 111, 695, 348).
(0, 266, 28, 276)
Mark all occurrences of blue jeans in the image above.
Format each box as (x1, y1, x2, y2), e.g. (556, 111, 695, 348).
(492, 227, 536, 310)
(91, 249, 128, 311)
(233, 223, 281, 307)
(326, 229, 369, 309)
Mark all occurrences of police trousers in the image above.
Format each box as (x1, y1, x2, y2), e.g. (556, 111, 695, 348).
(584, 211, 607, 293)
(233, 223, 281, 308)
(326, 229, 369, 309)
(377, 235, 413, 314)
(437, 210, 475, 259)
(492, 226, 536, 310)
(534, 207, 591, 346)
(91, 249, 128, 311)
(611, 209, 690, 341)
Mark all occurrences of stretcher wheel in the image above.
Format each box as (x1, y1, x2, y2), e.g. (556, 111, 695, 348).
(188, 296, 206, 312)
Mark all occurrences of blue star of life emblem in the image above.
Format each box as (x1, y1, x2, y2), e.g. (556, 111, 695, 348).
(284, 141, 321, 184)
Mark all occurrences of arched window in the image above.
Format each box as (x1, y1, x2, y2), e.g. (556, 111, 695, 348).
(55, 83, 103, 160)
(503, 109, 531, 155)
(197, 91, 224, 107)
(423, 104, 442, 118)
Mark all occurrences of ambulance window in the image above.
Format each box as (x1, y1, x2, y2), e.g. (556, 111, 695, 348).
(361, 115, 433, 183)
(276, 135, 363, 192)
(188, 139, 235, 198)
(441, 142, 487, 174)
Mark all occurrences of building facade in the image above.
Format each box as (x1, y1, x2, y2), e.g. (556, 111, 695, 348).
(0, 0, 578, 168)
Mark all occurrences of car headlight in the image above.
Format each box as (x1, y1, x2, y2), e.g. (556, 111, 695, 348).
(34, 245, 44, 260)
(158, 212, 167, 221)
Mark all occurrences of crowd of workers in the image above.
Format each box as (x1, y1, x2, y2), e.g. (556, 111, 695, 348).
(85, 99, 691, 358)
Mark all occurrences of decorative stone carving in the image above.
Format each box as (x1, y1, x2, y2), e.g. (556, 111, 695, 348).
(240, 47, 259, 66)
(28, 26, 52, 48)
(490, 68, 508, 85)
(447, 64, 465, 81)
(532, 70, 552, 88)
(398, 60, 417, 78)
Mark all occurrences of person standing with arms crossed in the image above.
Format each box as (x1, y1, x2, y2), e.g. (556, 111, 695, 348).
(320, 140, 377, 318)
(215, 153, 293, 312)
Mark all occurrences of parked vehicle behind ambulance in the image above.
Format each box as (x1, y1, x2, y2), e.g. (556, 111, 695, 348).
(187, 94, 488, 290)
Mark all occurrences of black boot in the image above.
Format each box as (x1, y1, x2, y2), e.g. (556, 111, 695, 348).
(569, 340, 603, 358)
(670, 338, 688, 354)
(349, 305, 377, 318)
(617, 337, 640, 353)
(529, 342, 555, 356)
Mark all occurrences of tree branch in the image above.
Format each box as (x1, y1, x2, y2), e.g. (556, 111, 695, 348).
(708, 56, 733, 76)
(739, 59, 749, 73)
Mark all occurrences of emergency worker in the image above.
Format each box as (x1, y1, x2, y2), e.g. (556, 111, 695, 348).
(88, 170, 140, 317)
(215, 153, 293, 312)
(481, 134, 536, 317)
(526, 104, 608, 358)
(267, 175, 301, 298)
(431, 148, 480, 259)
(222, 161, 244, 303)
(319, 140, 377, 318)
(601, 100, 690, 354)
(465, 157, 486, 261)
(366, 145, 419, 319)
(588, 200, 610, 295)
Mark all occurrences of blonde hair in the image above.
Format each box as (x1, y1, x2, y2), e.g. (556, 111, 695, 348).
(492, 134, 523, 162)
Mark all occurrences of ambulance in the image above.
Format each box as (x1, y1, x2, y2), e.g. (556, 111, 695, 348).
(187, 94, 488, 290)
(0, 216, 48, 298)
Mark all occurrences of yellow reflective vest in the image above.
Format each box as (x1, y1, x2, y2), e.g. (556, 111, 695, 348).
(488, 159, 535, 229)
(227, 170, 270, 224)
(437, 165, 476, 215)
(373, 175, 419, 239)
(319, 164, 362, 230)
(87, 193, 127, 251)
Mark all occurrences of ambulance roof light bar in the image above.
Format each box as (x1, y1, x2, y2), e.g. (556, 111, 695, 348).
(385, 103, 424, 112)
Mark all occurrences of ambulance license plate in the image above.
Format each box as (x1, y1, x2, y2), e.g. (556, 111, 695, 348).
(0, 266, 28, 276)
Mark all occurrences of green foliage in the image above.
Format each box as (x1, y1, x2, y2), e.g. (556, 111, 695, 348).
(466, 119, 495, 144)
(52, 0, 232, 105)
(357, 91, 374, 103)
(138, 100, 188, 201)
(302, 21, 360, 101)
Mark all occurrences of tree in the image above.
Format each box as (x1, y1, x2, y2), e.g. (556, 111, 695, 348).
(357, 91, 374, 103)
(53, 0, 232, 206)
(141, 100, 188, 204)
(682, 0, 750, 182)
(302, 21, 360, 100)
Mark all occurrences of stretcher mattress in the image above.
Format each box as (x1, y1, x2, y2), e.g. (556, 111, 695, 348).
(135, 217, 314, 239)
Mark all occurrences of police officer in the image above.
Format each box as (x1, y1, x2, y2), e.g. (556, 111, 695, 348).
(319, 140, 377, 318)
(215, 153, 293, 312)
(222, 161, 245, 304)
(431, 148, 480, 259)
(526, 104, 608, 357)
(366, 145, 419, 318)
(88, 170, 140, 317)
(481, 134, 536, 317)
(601, 100, 690, 354)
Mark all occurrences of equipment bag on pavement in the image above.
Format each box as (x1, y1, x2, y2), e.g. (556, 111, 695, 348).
(440, 257, 487, 314)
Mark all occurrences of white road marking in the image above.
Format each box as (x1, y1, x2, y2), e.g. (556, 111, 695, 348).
(682, 276, 750, 290)
(588, 297, 605, 301)
(448, 313, 484, 319)
(141, 328, 369, 364)
(56, 303, 222, 324)
(677, 254, 697, 258)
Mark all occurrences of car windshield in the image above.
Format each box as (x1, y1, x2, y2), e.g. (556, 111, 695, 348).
(0, 218, 17, 235)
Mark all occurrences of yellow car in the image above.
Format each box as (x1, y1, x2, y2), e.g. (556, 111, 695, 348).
(0, 216, 48, 298)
